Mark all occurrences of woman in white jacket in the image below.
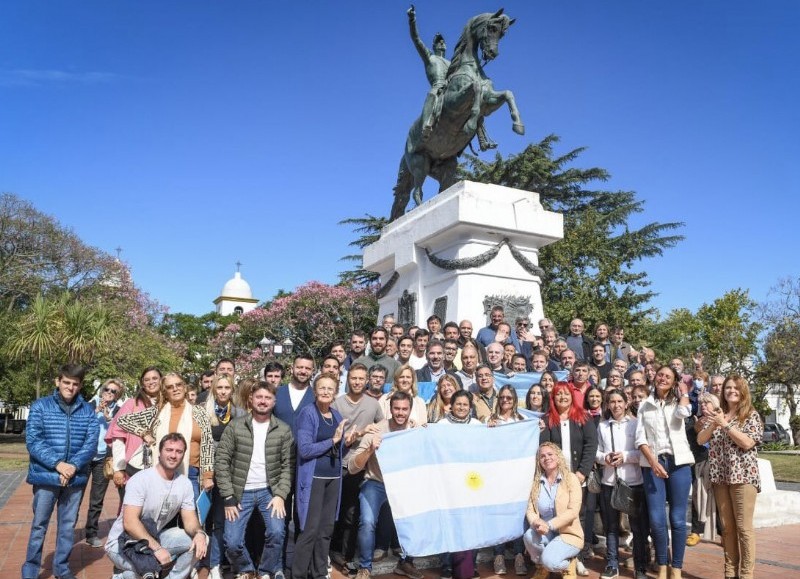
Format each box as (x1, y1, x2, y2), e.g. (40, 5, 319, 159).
(635, 366, 694, 579)
(596, 389, 647, 579)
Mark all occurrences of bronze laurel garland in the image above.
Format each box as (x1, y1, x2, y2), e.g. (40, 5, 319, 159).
(376, 271, 400, 299)
(425, 237, 545, 277)
(425, 238, 508, 270)
(507, 242, 545, 277)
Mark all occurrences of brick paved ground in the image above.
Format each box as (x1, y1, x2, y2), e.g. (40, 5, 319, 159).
(1, 470, 798, 578)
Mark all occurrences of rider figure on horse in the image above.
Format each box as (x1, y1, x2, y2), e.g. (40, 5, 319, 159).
(407, 5, 497, 151)
(407, 5, 448, 143)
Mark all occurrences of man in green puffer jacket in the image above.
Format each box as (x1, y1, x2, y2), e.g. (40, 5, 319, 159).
(216, 381, 295, 579)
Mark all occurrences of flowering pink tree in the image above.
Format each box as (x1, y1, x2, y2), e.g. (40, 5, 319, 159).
(229, 281, 378, 377)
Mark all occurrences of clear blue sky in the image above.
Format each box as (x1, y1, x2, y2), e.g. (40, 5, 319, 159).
(2, 1, 798, 321)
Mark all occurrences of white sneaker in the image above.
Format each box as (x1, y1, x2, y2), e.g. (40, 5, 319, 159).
(210, 567, 223, 579)
(576, 560, 590, 576)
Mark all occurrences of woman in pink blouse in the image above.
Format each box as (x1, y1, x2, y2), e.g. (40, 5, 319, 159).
(697, 375, 763, 579)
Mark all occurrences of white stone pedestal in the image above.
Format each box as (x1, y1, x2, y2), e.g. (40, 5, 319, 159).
(363, 181, 563, 329)
(754, 457, 800, 527)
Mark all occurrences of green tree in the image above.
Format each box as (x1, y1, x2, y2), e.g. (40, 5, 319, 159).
(0, 196, 182, 403)
(0, 193, 116, 312)
(158, 312, 236, 378)
(757, 277, 800, 443)
(459, 135, 684, 335)
(337, 214, 387, 286)
(3, 294, 61, 399)
(641, 289, 760, 376)
(638, 308, 704, 363)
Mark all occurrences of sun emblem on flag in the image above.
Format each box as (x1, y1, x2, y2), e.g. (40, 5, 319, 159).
(465, 470, 484, 490)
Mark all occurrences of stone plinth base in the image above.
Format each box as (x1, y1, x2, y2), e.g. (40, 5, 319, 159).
(754, 458, 800, 527)
(363, 181, 563, 329)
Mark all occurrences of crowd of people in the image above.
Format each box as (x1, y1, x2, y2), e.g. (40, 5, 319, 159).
(22, 306, 764, 579)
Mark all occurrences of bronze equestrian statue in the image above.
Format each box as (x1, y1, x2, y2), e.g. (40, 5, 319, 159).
(390, 7, 525, 222)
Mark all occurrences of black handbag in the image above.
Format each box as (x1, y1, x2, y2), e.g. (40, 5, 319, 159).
(609, 424, 636, 515)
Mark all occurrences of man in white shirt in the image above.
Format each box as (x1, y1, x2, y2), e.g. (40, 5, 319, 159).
(216, 382, 295, 579)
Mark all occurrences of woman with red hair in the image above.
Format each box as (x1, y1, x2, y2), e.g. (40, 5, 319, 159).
(540, 382, 598, 576)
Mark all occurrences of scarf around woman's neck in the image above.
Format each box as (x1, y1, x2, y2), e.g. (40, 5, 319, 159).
(153, 402, 193, 475)
(444, 412, 471, 424)
(215, 401, 232, 424)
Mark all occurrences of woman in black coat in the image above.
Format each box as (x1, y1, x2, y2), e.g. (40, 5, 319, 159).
(540, 382, 599, 576)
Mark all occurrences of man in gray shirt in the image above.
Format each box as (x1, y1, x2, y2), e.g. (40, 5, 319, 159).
(329, 363, 384, 570)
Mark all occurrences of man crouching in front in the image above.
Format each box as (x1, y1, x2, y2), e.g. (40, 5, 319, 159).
(105, 433, 207, 579)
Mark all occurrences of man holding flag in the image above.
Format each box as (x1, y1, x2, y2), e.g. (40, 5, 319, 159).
(348, 391, 423, 579)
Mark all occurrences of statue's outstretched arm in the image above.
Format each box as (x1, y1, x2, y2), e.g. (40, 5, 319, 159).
(408, 5, 430, 63)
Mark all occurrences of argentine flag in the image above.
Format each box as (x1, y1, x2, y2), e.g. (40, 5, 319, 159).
(493, 370, 570, 401)
(376, 419, 540, 556)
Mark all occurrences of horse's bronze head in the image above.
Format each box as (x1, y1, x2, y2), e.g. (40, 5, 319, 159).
(478, 9, 515, 62)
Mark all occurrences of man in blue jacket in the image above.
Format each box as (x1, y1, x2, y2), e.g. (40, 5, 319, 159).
(22, 364, 100, 579)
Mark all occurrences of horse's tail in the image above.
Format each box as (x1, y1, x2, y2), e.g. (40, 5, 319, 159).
(389, 160, 413, 221)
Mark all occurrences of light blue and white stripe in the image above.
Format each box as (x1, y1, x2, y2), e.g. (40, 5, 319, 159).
(376, 419, 540, 556)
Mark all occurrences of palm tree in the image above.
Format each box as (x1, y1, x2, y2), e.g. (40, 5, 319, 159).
(5, 294, 62, 399)
(62, 296, 117, 365)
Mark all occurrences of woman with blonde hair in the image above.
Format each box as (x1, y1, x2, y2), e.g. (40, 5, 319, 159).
(697, 376, 762, 579)
(427, 374, 459, 423)
(489, 385, 524, 425)
(525, 442, 583, 578)
(116, 372, 215, 499)
(378, 364, 428, 426)
(202, 373, 246, 578)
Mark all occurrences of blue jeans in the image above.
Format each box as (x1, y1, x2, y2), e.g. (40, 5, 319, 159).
(522, 528, 580, 572)
(23, 484, 84, 578)
(224, 488, 286, 575)
(356, 480, 410, 571)
(357, 479, 390, 570)
(107, 526, 197, 579)
(187, 466, 201, 501)
(642, 455, 692, 569)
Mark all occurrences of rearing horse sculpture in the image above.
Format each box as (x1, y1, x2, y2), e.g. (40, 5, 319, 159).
(389, 9, 524, 222)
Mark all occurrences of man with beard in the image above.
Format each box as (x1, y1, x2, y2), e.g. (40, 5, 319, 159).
(330, 364, 384, 571)
(354, 328, 400, 377)
(344, 331, 367, 371)
(416, 341, 463, 387)
(274, 355, 316, 437)
(442, 339, 461, 371)
(105, 433, 207, 579)
(350, 392, 423, 579)
(216, 382, 295, 579)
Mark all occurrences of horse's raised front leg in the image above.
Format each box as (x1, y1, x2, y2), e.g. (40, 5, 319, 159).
(483, 87, 525, 135)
